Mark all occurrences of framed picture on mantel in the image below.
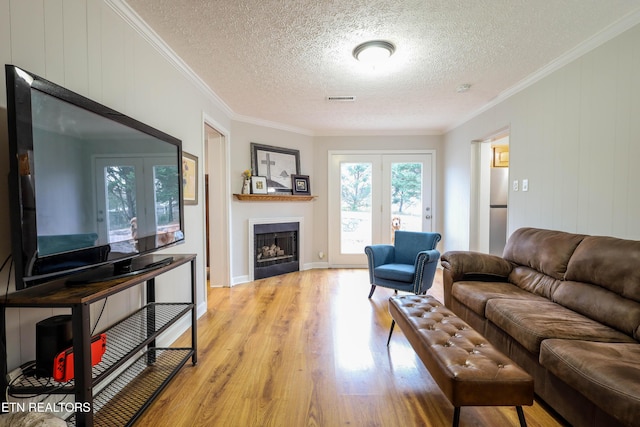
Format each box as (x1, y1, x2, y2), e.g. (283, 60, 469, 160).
(251, 176, 268, 194)
(250, 143, 300, 194)
(291, 175, 310, 195)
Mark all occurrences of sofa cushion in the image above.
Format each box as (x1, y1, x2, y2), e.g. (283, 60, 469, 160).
(566, 235, 640, 303)
(440, 251, 513, 281)
(502, 227, 585, 280)
(509, 266, 562, 299)
(540, 339, 640, 427)
(452, 281, 546, 317)
(485, 298, 636, 354)
(553, 280, 640, 341)
(374, 263, 414, 283)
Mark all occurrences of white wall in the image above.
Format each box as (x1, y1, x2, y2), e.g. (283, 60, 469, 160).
(227, 131, 444, 283)
(0, 0, 230, 371)
(229, 121, 315, 283)
(443, 23, 640, 252)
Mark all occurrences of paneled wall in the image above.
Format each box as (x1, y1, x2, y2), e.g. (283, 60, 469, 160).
(0, 0, 230, 370)
(443, 23, 640, 252)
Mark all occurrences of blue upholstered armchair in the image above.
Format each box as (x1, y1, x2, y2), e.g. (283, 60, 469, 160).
(364, 231, 441, 298)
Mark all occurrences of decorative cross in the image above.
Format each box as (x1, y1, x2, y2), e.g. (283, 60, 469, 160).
(261, 154, 276, 179)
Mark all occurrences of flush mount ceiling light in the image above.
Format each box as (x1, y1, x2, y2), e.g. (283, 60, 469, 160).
(352, 40, 395, 65)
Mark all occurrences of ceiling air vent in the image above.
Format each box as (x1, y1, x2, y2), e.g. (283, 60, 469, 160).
(326, 96, 356, 102)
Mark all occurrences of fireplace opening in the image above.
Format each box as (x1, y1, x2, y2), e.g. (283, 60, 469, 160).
(253, 222, 299, 279)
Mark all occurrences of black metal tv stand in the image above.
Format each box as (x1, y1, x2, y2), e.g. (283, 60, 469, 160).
(0, 254, 197, 427)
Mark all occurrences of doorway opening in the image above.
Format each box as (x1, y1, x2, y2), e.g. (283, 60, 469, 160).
(204, 122, 230, 287)
(470, 132, 509, 255)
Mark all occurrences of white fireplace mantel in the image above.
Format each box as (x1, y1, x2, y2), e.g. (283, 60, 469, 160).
(248, 217, 304, 282)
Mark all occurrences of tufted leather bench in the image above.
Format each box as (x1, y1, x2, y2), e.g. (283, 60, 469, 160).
(388, 295, 534, 427)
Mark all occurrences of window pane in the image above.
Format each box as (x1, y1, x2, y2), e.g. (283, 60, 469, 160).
(104, 165, 137, 252)
(340, 162, 372, 254)
(153, 165, 180, 232)
(390, 162, 423, 239)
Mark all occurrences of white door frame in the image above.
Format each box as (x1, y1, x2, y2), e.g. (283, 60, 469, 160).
(327, 149, 436, 267)
(203, 113, 231, 288)
(469, 128, 509, 253)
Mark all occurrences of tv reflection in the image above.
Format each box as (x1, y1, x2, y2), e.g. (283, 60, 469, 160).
(130, 216, 179, 251)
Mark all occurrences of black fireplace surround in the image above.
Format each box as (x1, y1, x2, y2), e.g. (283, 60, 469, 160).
(253, 222, 299, 279)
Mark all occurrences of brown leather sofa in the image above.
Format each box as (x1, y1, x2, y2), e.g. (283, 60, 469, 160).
(440, 227, 640, 427)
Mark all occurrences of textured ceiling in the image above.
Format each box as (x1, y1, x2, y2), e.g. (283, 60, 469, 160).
(123, 0, 640, 134)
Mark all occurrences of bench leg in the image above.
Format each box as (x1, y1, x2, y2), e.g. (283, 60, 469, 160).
(452, 407, 460, 427)
(386, 320, 396, 346)
(516, 406, 527, 427)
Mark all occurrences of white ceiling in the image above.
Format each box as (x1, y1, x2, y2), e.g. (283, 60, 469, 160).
(123, 0, 640, 135)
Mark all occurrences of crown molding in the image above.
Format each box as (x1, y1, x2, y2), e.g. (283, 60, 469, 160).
(315, 128, 442, 137)
(445, 8, 640, 133)
(107, 1, 640, 138)
(105, 0, 235, 117)
(103, 1, 439, 137)
(105, 0, 320, 135)
(232, 113, 315, 136)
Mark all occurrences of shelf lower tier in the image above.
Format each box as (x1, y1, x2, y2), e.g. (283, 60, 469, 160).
(8, 303, 192, 395)
(68, 347, 193, 426)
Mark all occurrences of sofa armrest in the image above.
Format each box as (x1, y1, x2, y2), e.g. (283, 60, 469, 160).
(440, 251, 513, 308)
(440, 251, 513, 281)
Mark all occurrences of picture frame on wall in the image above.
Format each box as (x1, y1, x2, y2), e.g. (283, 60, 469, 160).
(251, 176, 268, 194)
(250, 143, 300, 193)
(291, 174, 310, 195)
(182, 151, 198, 205)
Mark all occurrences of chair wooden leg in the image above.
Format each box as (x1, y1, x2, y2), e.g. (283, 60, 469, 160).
(368, 285, 376, 298)
(386, 320, 395, 346)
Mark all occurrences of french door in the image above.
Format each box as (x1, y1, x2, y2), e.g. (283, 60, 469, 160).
(328, 151, 434, 266)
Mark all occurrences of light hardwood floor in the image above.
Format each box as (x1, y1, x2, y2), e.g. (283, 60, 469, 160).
(134, 269, 565, 427)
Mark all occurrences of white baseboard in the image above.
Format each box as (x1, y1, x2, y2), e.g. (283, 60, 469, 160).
(231, 275, 250, 286)
(307, 262, 330, 269)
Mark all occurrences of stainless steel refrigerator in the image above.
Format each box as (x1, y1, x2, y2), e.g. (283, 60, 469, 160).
(489, 167, 508, 255)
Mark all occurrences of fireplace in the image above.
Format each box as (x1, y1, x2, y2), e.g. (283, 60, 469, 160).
(252, 221, 299, 280)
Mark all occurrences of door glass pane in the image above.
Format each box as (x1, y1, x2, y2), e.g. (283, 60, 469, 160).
(103, 165, 137, 252)
(390, 162, 423, 239)
(153, 165, 181, 235)
(340, 162, 372, 254)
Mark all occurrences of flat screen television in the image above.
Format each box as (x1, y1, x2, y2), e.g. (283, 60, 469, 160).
(5, 64, 185, 289)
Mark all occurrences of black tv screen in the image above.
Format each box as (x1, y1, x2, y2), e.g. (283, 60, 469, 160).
(5, 64, 185, 289)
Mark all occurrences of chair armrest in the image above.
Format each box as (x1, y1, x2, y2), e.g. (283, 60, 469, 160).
(413, 249, 441, 294)
(364, 244, 395, 267)
(414, 249, 441, 267)
(364, 244, 395, 285)
(440, 251, 513, 281)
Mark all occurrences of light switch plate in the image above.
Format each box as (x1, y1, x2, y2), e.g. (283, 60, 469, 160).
(522, 179, 529, 192)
